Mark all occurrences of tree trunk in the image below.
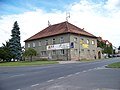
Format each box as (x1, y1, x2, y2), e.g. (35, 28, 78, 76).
(30, 56, 32, 62)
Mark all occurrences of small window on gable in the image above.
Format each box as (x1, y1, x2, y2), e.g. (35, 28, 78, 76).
(33, 43, 35, 47)
(39, 41, 41, 46)
(28, 43, 30, 48)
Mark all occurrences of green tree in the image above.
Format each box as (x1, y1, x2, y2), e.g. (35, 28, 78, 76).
(9, 21, 22, 61)
(0, 42, 14, 62)
(97, 40, 113, 54)
(23, 48, 37, 61)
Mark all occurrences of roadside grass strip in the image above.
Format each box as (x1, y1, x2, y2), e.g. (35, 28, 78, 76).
(106, 62, 120, 68)
(0, 61, 58, 66)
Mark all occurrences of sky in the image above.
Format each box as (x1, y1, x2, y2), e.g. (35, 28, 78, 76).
(0, 0, 120, 48)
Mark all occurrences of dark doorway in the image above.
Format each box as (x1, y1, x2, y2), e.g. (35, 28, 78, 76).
(98, 51, 101, 59)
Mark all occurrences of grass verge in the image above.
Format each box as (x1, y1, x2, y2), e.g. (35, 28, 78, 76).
(0, 61, 58, 67)
(106, 62, 120, 68)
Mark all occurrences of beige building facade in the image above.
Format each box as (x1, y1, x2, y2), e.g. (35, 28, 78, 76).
(25, 21, 102, 61)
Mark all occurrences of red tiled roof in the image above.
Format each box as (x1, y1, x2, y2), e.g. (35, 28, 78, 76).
(25, 21, 97, 42)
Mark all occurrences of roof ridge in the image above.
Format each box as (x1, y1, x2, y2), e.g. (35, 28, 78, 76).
(25, 21, 97, 42)
(65, 21, 70, 32)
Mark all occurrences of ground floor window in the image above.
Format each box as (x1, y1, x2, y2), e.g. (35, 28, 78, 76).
(52, 50, 56, 55)
(41, 51, 47, 56)
(61, 49, 65, 55)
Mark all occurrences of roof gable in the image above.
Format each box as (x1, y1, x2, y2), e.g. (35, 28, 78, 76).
(25, 21, 96, 42)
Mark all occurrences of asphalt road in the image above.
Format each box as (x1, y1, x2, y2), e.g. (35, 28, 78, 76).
(0, 58, 120, 90)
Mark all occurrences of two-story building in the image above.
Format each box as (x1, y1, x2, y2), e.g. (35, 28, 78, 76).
(25, 21, 102, 60)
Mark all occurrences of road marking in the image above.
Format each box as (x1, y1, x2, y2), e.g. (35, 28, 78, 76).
(31, 83, 39, 87)
(82, 70, 87, 72)
(75, 72, 80, 75)
(87, 69, 93, 71)
(67, 74, 73, 77)
(47, 79, 54, 82)
(17, 89, 21, 90)
(58, 77, 64, 79)
(10, 74, 25, 78)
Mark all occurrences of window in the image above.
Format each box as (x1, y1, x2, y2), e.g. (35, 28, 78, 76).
(81, 49, 84, 52)
(53, 38, 55, 44)
(61, 50, 65, 55)
(28, 43, 30, 48)
(52, 50, 56, 55)
(41, 51, 47, 56)
(45, 40, 48, 45)
(39, 41, 41, 46)
(80, 38, 84, 44)
(33, 43, 35, 47)
(60, 37, 64, 43)
(92, 40, 95, 45)
(88, 49, 90, 52)
(87, 39, 90, 44)
(74, 37, 77, 43)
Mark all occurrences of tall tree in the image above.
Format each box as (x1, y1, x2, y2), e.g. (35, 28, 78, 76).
(9, 21, 22, 61)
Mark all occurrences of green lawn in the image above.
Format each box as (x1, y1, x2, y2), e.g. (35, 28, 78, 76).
(0, 61, 58, 66)
(107, 62, 120, 68)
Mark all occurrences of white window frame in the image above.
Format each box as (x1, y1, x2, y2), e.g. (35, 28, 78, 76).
(60, 49, 65, 55)
(33, 42, 35, 47)
(92, 40, 95, 45)
(87, 39, 90, 44)
(28, 43, 30, 48)
(45, 40, 48, 45)
(39, 41, 41, 46)
(53, 38, 55, 44)
(41, 51, 47, 56)
(60, 37, 64, 43)
(52, 50, 56, 55)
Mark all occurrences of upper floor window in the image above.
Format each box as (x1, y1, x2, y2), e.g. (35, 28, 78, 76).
(53, 38, 55, 44)
(92, 40, 95, 45)
(33, 43, 35, 47)
(28, 43, 30, 48)
(60, 37, 64, 43)
(87, 39, 90, 44)
(80, 38, 84, 44)
(39, 41, 41, 46)
(74, 37, 77, 43)
(45, 40, 48, 45)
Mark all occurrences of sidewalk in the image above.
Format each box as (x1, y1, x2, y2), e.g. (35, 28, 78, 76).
(57, 61, 80, 64)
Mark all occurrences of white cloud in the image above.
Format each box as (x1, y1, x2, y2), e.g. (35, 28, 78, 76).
(0, 0, 120, 48)
(0, 9, 66, 46)
(104, 0, 120, 10)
